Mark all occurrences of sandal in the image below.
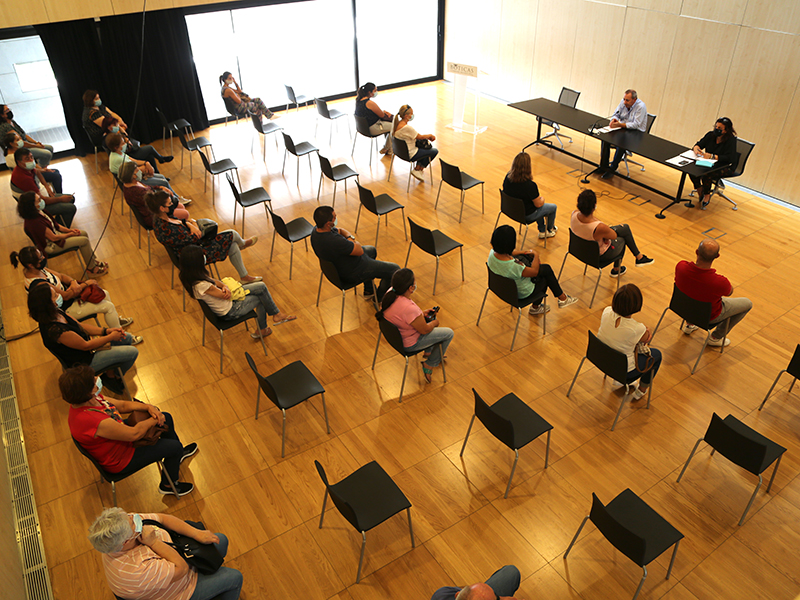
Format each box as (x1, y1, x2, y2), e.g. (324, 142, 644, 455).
(273, 314, 297, 326)
(421, 363, 433, 383)
(88, 262, 108, 275)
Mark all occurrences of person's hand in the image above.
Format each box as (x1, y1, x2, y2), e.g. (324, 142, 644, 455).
(84, 279, 97, 286)
(70, 228, 81, 235)
(429, 134, 436, 141)
(140, 525, 158, 546)
(146, 404, 165, 426)
(145, 164, 155, 177)
(430, 318, 440, 327)
(68, 280, 82, 293)
(221, 285, 232, 300)
(106, 328, 126, 342)
(157, 185, 169, 192)
(188, 222, 202, 238)
(193, 530, 219, 545)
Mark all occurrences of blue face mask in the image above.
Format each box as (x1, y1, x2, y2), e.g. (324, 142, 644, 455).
(55, 294, 63, 308)
(38, 199, 46, 211)
(95, 376, 103, 395)
(111, 125, 120, 133)
(15, 139, 23, 148)
(120, 143, 128, 154)
(24, 161, 36, 170)
(94, 98, 102, 107)
(132, 514, 143, 534)
(134, 170, 143, 182)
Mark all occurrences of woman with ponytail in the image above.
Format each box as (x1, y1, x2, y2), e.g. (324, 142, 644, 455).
(355, 82, 394, 154)
(392, 104, 438, 182)
(376, 268, 453, 382)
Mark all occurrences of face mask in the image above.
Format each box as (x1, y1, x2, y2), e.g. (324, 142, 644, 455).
(134, 170, 143, 182)
(95, 376, 103, 395)
(715, 127, 724, 134)
(38, 256, 48, 270)
(372, 91, 378, 97)
(203, 254, 207, 265)
(24, 161, 36, 170)
(5, 110, 13, 120)
(120, 143, 128, 154)
(333, 218, 338, 228)
(55, 295, 63, 308)
(408, 114, 414, 121)
(94, 99, 102, 107)
(37, 199, 46, 211)
(15, 139, 23, 148)
(132, 514, 142, 535)
(110, 125, 120, 133)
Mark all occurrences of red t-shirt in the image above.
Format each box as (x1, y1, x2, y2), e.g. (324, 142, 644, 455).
(11, 165, 40, 194)
(674, 260, 731, 320)
(68, 396, 135, 473)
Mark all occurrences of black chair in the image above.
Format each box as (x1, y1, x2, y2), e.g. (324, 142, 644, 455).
(354, 182, 406, 247)
(476, 264, 547, 351)
(564, 489, 683, 600)
(198, 150, 239, 207)
(315, 459, 414, 583)
(316, 258, 367, 332)
(404, 218, 463, 295)
(223, 94, 251, 126)
(650, 284, 730, 374)
(83, 126, 104, 174)
(285, 84, 312, 112)
(388, 137, 433, 191)
(197, 299, 266, 374)
(245, 352, 328, 457)
(622, 113, 657, 175)
(677, 413, 786, 525)
(687, 138, 755, 211)
(225, 173, 271, 237)
(250, 113, 283, 162)
(281, 132, 319, 187)
(352, 114, 385, 166)
(371, 315, 447, 403)
(73, 438, 179, 506)
(26, 230, 85, 270)
(162, 244, 186, 312)
(315, 97, 351, 144)
(557, 228, 623, 308)
(176, 130, 213, 179)
(128, 200, 154, 266)
(537, 87, 580, 148)
(268, 208, 313, 280)
(317, 154, 359, 206)
(460, 388, 553, 498)
(493, 189, 545, 249)
(154, 106, 192, 155)
(760, 344, 800, 411)
(435, 159, 484, 223)
(567, 331, 654, 430)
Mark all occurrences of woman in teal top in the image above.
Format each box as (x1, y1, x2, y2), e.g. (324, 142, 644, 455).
(487, 225, 578, 315)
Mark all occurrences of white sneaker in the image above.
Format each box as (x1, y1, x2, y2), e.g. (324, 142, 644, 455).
(707, 336, 731, 347)
(682, 323, 699, 335)
(410, 169, 424, 182)
(558, 295, 579, 308)
(537, 227, 558, 239)
(632, 386, 647, 400)
(528, 304, 551, 315)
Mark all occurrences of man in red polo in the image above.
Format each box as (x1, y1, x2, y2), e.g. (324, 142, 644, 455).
(11, 147, 76, 227)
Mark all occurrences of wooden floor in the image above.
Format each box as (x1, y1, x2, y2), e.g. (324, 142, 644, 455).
(2, 81, 800, 600)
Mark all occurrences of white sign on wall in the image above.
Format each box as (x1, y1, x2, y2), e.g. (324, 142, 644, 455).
(446, 62, 478, 78)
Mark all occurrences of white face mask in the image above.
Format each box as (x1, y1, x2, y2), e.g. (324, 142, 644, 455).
(37, 199, 46, 211)
(134, 170, 143, 182)
(94, 377, 103, 395)
(15, 139, 23, 148)
(24, 161, 36, 170)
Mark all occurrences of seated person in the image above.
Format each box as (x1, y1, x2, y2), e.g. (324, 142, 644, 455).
(310, 205, 399, 302)
(106, 132, 172, 190)
(392, 104, 438, 182)
(88, 507, 242, 598)
(597, 283, 662, 400)
(17, 191, 107, 275)
(502, 151, 557, 239)
(3, 131, 63, 193)
(120, 161, 190, 229)
(355, 82, 393, 154)
(11, 245, 134, 330)
(27, 283, 141, 395)
(689, 117, 738, 209)
(488, 224, 577, 315)
(431, 565, 521, 600)
(571, 189, 653, 277)
(220, 71, 275, 120)
(377, 268, 453, 383)
(11, 147, 76, 227)
(601, 89, 648, 178)
(0, 103, 54, 166)
(62, 365, 195, 497)
(180, 245, 295, 340)
(145, 190, 261, 284)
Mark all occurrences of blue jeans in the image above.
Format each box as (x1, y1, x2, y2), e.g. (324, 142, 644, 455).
(485, 565, 521, 597)
(625, 348, 662, 386)
(527, 202, 557, 232)
(224, 282, 278, 329)
(112, 412, 184, 484)
(41, 168, 63, 193)
(406, 327, 454, 367)
(46, 199, 77, 228)
(412, 146, 438, 168)
(89, 333, 139, 375)
(142, 174, 174, 193)
(346, 245, 399, 301)
(30, 145, 54, 168)
(189, 534, 243, 600)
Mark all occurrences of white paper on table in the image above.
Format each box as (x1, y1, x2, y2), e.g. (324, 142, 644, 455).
(666, 155, 695, 167)
(594, 126, 614, 134)
(680, 150, 700, 160)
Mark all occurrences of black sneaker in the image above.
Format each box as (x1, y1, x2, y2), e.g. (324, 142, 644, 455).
(159, 155, 174, 164)
(635, 255, 654, 267)
(609, 265, 627, 278)
(159, 481, 194, 496)
(103, 376, 125, 395)
(180, 443, 198, 464)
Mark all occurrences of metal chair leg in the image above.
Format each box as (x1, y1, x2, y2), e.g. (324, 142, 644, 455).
(458, 190, 466, 223)
(398, 356, 410, 402)
(281, 408, 287, 458)
(510, 308, 523, 351)
(371, 331, 382, 369)
(433, 256, 440, 295)
(316, 273, 324, 306)
(544, 430, 551, 468)
(589, 269, 603, 308)
(219, 330, 224, 373)
(650, 307, 670, 341)
(563, 515, 590, 559)
(459, 414, 476, 456)
(476, 288, 490, 326)
(339, 290, 346, 332)
(435, 181, 443, 209)
(318, 489, 329, 528)
(739, 474, 763, 526)
(255, 385, 261, 419)
(611, 391, 628, 431)
(404, 242, 412, 267)
(407, 507, 415, 547)
(632, 567, 648, 600)
(566, 357, 587, 397)
(321, 393, 330, 434)
(759, 370, 786, 410)
(666, 539, 681, 579)
(459, 247, 465, 282)
(356, 532, 367, 583)
(504, 449, 520, 498)
(676, 438, 704, 482)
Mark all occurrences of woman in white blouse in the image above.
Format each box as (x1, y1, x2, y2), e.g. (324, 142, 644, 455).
(391, 104, 438, 182)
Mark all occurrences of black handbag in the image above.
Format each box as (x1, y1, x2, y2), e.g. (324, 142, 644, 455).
(415, 138, 432, 150)
(142, 519, 223, 574)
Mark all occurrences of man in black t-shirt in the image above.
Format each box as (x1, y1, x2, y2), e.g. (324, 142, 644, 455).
(311, 205, 399, 302)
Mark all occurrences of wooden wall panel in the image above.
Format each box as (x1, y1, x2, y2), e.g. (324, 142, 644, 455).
(443, 0, 499, 79)
(0, 1, 49, 27)
(627, 0, 681, 13)
(41, 0, 114, 23)
(494, 0, 538, 103)
(609, 7, 678, 131)
(718, 27, 800, 191)
(569, 1, 626, 117)
(529, 0, 578, 103)
(742, 0, 800, 36)
(762, 81, 800, 203)
(655, 17, 738, 151)
(110, 0, 174, 15)
(680, 0, 748, 25)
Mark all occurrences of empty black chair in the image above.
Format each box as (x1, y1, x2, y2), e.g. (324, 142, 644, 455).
(435, 159, 484, 223)
(354, 182, 406, 247)
(245, 352, 328, 457)
(250, 113, 283, 162)
(154, 106, 192, 155)
(760, 344, 800, 411)
(650, 284, 730, 374)
(315, 97, 351, 144)
(352, 114, 385, 166)
(197, 299, 267, 374)
(285, 84, 312, 112)
(268, 208, 313, 280)
(476, 264, 547, 351)
(198, 150, 239, 207)
(388, 136, 432, 191)
(176, 130, 213, 179)
(687, 138, 754, 211)
(73, 438, 178, 506)
(371, 315, 447, 402)
(282, 132, 319, 187)
(557, 228, 623, 308)
(315, 459, 414, 583)
(404, 218, 463, 295)
(564, 489, 683, 600)
(493, 189, 543, 249)
(460, 388, 553, 498)
(677, 413, 786, 525)
(537, 87, 580, 148)
(225, 173, 271, 237)
(317, 154, 359, 206)
(315, 258, 367, 332)
(567, 330, 654, 430)
(622, 113, 657, 175)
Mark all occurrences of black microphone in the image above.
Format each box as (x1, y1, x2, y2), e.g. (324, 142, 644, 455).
(588, 115, 615, 134)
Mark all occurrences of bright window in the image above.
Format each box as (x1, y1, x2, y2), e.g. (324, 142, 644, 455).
(13, 60, 57, 93)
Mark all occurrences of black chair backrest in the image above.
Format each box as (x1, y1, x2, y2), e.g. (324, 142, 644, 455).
(356, 182, 377, 214)
(558, 87, 580, 108)
(567, 228, 603, 269)
(586, 330, 629, 383)
(731, 138, 754, 177)
(439, 159, 462, 189)
(268, 209, 289, 241)
(198, 297, 224, 329)
(473, 389, 516, 450)
(407, 218, 436, 256)
(704, 413, 769, 476)
(72, 437, 114, 481)
(318, 154, 334, 179)
(282, 132, 298, 155)
(176, 130, 192, 152)
(486, 264, 522, 308)
(354, 115, 373, 138)
(499, 190, 528, 225)
(244, 351, 281, 409)
(391, 136, 411, 162)
(251, 113, 265, 134)
(163, 243, 180, 269)
(589, 491, 647, 567)
(319, 258, 345, 289)
(129, 200, 152, 231)
(668, 284, 713, 330)
(316, 98, 330, 119)
(285, 85, 298, 104)
(198, 150, 213, 173)
(314, 460, 360, 530)
(155, 106, 169, 128)
(786, 344, 800, 379)
(222, 94, 240, 117)
(377, 315, 408, 356)
(225, 173, 242, 203)
(645, 113, 657, 134)
(83, 125, 103, 150)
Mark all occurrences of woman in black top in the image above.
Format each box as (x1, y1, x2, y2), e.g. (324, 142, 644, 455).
(689, 117, 738, 209)
(502, 152, 558, 240)
(355, 83, 393, 154)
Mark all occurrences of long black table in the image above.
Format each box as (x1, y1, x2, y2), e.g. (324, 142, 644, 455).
(508, 98, 730, 219)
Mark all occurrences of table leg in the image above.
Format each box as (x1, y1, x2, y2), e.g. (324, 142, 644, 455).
(522, 119, 545, 152)
(655, 172, 688, 220)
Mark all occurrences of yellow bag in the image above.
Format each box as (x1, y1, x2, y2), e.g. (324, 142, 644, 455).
(221, 277, 250, 301)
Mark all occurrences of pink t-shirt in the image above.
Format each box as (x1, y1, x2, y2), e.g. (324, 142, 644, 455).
(383, 295, 423, 348)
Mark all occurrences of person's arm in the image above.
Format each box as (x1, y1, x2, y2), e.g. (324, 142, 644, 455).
(223, 87, 242, 105)
(105, 108, 126, 128)
(150, 514, 220, 545)
(110, 398, 166, 426)
(715, 138, 738, 167)
(202, 283, 232, 300)
(593, 222, 618, 243)
(409, 312, 437, 335)
(57, 327, 125, 351)
(519, 251, 541, 277)
(44, 226, 76, 242)
(638, 327, 652, 344)
(415, 132, 436, 141)
(138, 526, 189, 583)
(94, 411, 158, 442)
(366, 99, 391, 119)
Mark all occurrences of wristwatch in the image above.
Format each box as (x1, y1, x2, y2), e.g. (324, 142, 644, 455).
(347, 235, 355, 240)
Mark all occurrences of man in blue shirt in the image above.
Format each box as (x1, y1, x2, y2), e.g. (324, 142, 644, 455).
(601, 89, 647, 179)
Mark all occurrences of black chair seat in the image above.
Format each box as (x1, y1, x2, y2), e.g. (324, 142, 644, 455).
(490, 393, 553, 449)
(284, 217, 314, 242)
(331, 164, 359, 181)
(170, 118, 191, 130)
(259, 360, 325, 410)
(460, 172, 484, 190)
(239, 187, 271, 208)
(431, 229, 463, 256)
(258, 120, 283, 135)
(373, 193, 404, 215)
(328, 108, 348, 120)
(294, 141, 318, 156)
(208, 158, 237, 174)
(329, 461, 411, 531)
(199, 300, 256, 332)
(720, 415, 786, 474)
(186, 136, 211, 151)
